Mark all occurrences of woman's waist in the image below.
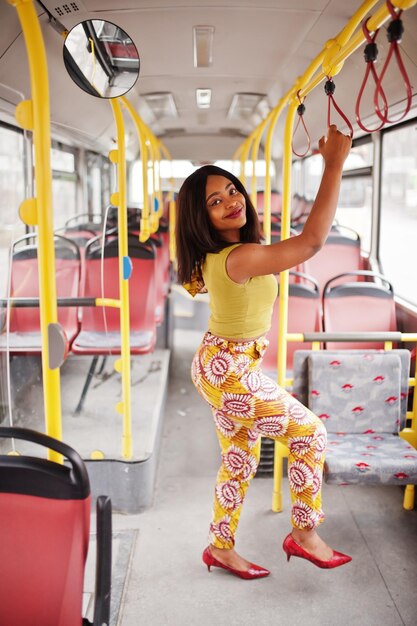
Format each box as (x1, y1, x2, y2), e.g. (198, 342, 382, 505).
(208, 332, 266, 343)
(202, 331, 269, 355)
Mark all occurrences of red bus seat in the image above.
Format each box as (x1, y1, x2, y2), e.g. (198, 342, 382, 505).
(0, 426, 111, 626)
(71, 235, 157, 355)
(256, 190, 282, 227)
(263, 271, 322, 372)
(0, 235, 81, 352)
(303, 231, 363, 293)
(64, 213, 103, 233)
(323, 271, 397, 350)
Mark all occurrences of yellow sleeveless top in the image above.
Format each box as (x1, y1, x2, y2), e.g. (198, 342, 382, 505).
(201, 243, 278, 339)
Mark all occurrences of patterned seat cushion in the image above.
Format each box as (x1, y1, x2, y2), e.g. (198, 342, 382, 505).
(307, 352, 402, 434)
(293, 349, 410, 428)
(324, 433, 417, 485)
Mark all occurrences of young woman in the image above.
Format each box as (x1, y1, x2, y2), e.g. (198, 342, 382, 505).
(176, 125, 352, 579)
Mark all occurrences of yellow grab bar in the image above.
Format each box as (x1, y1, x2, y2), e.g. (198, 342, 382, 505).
(11, 0, 62, 461)
(109, 98, 132, 460)
(120, 96, 150, 241)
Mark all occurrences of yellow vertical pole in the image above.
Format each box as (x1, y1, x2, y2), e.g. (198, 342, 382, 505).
(250, 111, 275, 214)
(155, 142, 164, 219)
(263, 100, 287, 245)
(158, 141, 177, 263)
(248, 131, 258, 209)
(148, 135, 160, 233)
(239, 137, 253, 187)
(278, 100, 298, 387)
(271, 99, 297, 512)
(109, 98, 132, 459)
(120, 97, 150, 242)
(231, 143, 243, 178)
(11, 0, 62, 461)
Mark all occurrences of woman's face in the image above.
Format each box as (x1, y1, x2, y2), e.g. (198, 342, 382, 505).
(205, 175, 246, 241)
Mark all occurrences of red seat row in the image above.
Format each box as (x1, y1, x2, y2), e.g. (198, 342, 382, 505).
(263, 269, 397, 373)
(0, 227, 171, 358)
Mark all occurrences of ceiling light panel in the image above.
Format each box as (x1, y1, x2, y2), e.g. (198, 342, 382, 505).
(228, 93, 267, 119)
(193, 26, 214, 68)
(143, 92, 178, 120)
(196, 88, 212, 109)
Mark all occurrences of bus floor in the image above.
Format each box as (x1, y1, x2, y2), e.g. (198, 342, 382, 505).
(90, 328, 417, 626)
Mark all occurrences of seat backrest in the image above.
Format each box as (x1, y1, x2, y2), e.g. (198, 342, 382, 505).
(323, 272, 397, 350)
(307, 352, 402, 434)
(9, 236, 81, 342)
(60, 227, 98, 249)
(263, 272, 321, 372)
(292, 349, 410, 431)
(81, 236, 157, 337)
(0, 427, 91, 626)
(303, 233, 363, 293)
(256, 190, 282, 216)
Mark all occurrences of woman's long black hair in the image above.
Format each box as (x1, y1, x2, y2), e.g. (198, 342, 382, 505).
(175, 165, 262, 284)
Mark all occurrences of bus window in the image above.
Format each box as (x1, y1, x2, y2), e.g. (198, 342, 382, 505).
(51, 144, 78, 228)
(337, 174, 372, 252)
(337, 141, 373, 252)
(380, 122, 417, 304)
(299, 143, 373, 251)
(86, 152, 111, 218)
(304, 153, 322, 200)
(0, 124, 25, 296)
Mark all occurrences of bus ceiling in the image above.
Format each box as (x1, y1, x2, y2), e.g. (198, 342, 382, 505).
(0, 1, 416, 160)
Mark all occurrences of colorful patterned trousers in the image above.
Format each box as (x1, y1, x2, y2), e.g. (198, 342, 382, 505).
(191, 332, 327, 550)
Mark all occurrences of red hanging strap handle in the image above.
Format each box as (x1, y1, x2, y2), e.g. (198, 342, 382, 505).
(355, 19, 388, 132)
(374, 0, 412, 124)
(324, 77, 354, 137)
(291, 92, 311, 158)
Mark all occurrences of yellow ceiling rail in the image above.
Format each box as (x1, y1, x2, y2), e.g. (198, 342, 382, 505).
(298, 0, 416, 101)
(109, 98, 133, 460)
(10, 0, 62, 461)
(256, 0, 417, 245)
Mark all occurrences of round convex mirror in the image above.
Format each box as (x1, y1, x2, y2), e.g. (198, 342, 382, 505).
(63, 19, 140, 98)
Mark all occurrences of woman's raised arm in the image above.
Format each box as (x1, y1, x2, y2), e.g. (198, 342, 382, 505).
(227, 125, 352, 282)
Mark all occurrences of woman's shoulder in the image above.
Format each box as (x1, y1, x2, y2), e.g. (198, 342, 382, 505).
(205, 242, 244, 261)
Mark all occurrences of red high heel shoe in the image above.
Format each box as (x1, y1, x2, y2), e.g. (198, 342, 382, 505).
(202, 547, 270, 580)
(282, 534, 352, 569)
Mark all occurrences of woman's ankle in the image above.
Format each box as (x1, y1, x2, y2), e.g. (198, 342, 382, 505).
(210, 543, 233, 554)
(291, 528, 318, 544)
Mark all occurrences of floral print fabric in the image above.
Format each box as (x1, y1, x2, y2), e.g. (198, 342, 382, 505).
(192, 331, 327, 549)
